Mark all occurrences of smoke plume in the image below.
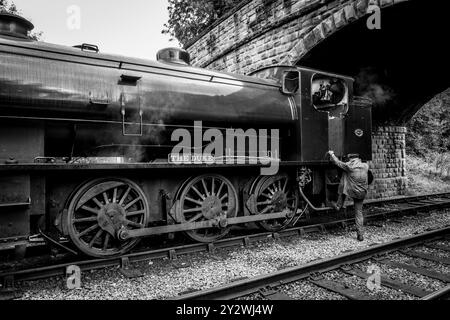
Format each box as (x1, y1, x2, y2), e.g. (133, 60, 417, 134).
(355, 67, 396, 106)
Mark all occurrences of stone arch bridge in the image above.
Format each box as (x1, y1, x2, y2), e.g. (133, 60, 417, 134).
(185, 0, 449, 198)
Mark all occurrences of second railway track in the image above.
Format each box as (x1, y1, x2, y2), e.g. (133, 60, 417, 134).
(176, 226, 450, 300)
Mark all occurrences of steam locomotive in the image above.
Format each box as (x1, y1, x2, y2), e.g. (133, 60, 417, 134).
(0, 13, 372, 258)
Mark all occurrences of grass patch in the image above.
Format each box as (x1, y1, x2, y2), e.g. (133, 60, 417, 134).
(406, 154, 450, 195)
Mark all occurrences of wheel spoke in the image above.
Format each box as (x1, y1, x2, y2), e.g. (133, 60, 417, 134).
(201, 179, 209, 196)
(126, 210, 145, 217)
(188, 213, 204, 222)
(126, 220, 144, 228)
(185, 197, 203, 206)
(184, 207, 203, 214)
(103, 233, 110, 250)
(282, 179, 288, 192)
(257, 200, 272, 206)
(92, 197, 104, 208)
(260, 205, 274, 214)
(89, 229, 103, 248)
(112, 188, 118, 203)
(119, 186, 132, 205)
(73, 216, 98, 223)
(81, 205, 100, 215)
(103, 192, 109, 204)
(219, 193, 228, 202)
(78, 224, 99, 237)
(124, 197, 142, 210)
(216, 181, 225, 198)
(211, 177, 215, 196)
(191, 186, 206, 200)
(262, 193, 272, 200)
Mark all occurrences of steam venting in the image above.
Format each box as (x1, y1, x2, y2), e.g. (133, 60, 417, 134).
(0, 13, 34, 40)
(355, 67, 396, 107)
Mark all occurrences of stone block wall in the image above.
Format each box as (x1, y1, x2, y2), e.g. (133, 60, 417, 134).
(366, 126, 407, 199)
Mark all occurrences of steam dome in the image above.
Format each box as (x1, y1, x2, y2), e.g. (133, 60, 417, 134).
(156, 47, 190, 66)
(0, 13, 34, 39)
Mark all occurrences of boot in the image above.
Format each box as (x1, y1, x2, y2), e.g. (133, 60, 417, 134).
(357, 233, 364, 242)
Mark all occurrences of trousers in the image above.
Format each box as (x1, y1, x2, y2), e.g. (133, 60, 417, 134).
(337, 194, 365, 236)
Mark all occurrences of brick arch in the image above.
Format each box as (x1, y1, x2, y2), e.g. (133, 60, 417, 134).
(279, 0, 408, 67)
(186, 0, 412, 76)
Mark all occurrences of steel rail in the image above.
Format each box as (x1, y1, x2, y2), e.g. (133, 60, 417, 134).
(421, 285, 450, 300)
(174, 226, 450, 300)
(1, 193, 450, 289)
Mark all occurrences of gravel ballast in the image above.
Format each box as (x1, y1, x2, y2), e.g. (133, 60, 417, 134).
(15, 210, 450, 300)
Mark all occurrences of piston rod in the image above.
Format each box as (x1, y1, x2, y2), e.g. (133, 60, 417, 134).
(118, 210, 293, 240)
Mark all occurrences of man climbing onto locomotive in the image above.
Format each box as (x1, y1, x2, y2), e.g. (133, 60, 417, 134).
(328, 151, 370, 242)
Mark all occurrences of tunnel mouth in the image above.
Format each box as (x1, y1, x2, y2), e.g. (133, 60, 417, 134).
(297, 0, 450, 125)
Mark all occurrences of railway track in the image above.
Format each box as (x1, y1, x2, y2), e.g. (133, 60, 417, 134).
(175, 226, 450, 300)
(1, 192, 450, 299)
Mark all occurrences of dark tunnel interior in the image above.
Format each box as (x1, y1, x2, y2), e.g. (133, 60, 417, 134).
(298, 0, 450, 125)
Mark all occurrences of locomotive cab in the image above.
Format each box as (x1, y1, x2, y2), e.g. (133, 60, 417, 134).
(251, 65, 372, 162)
(252, 66, 373, 208)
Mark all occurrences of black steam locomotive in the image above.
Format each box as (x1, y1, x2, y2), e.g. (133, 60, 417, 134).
(0, 13, 372, 258)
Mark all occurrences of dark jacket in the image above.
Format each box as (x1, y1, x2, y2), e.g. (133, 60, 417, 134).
(330, 154, 369, 200)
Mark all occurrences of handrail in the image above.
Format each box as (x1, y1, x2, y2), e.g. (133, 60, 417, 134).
(0, 198, 31, 208)
(298, 186, 332, 212)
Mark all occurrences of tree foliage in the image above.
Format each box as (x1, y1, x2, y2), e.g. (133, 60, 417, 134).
(0, 0, 18, 14)
(162, 0, 242, 47)
(406, 89, 450, 156)
(0, 0, 42, 40)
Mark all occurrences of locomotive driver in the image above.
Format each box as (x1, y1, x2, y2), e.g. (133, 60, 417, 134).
(328, 151, 369, 241)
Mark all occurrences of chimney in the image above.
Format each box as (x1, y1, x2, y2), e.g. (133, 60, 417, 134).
(0, 12, 34, 40)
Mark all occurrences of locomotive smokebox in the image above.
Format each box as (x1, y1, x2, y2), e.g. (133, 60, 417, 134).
(0, 13, 34, 40)
(157, 47, 190, 66)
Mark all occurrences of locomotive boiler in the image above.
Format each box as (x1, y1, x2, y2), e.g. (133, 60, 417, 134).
(0, 13, 372, 258)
